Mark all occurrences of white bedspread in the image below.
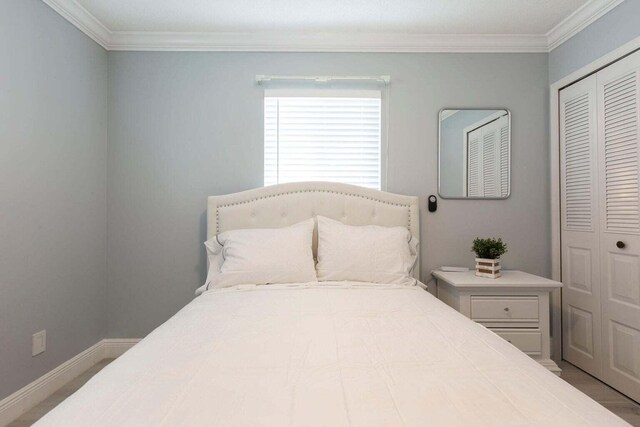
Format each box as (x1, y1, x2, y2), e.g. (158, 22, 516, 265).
(36, 283, 629, 426)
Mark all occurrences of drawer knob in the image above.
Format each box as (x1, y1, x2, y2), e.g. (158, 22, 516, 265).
(617, 241, 626, 249)
(504, 307, 510, 312)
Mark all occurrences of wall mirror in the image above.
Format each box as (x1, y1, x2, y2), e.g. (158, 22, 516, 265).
(438, 109, 511, 199)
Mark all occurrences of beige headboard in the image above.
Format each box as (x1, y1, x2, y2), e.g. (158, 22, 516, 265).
(207, 181, 420, 279)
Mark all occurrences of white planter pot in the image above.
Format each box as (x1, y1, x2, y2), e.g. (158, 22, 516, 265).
(475, 258, 502, 278)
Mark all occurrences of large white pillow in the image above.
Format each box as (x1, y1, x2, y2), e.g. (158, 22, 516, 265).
(315, 216, 418, 285)
(202, 219, 317, 290)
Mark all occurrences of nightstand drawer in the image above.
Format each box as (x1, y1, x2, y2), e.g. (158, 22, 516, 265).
(470, 296, 539, 321)
(491, 329, 542, 355)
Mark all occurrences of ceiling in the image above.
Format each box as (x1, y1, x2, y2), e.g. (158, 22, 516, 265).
(42, 0, 624, 52)
(76, 0, 586, 34)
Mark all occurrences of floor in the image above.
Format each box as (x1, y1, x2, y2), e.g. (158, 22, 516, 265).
(8, 359, 640, 426)
(557, 361, 640, 426)
(7, 359, 114, 427)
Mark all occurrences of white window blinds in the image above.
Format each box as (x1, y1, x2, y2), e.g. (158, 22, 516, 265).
(264, 90, 382, 189)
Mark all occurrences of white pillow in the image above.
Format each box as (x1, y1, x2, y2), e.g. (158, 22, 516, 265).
(315, 216, 418, 285)
(201, 219, 317, 290)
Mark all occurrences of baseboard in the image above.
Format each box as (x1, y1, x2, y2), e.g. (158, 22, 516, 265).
(102, 338, 141, 359)
(0, 338, 140, 426)
(538, 358, 563, 376)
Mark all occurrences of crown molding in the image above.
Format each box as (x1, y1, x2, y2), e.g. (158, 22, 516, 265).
(108, 31, 548, 52)
(42, 0, 624, 53)
(42, 0, 111, 49)
(546, 0, 624, 51)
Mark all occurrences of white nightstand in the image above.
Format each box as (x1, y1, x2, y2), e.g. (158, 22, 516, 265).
(432, 269, 562, 375)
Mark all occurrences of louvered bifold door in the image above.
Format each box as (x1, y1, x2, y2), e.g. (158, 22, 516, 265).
(467, 128, 482, 197)
(596, 50, 640, 402)
(498, 115, 510, 197)
(466, 117, 508, 198)
(560, 74, 603, 377)
(482, 126, 499, 197)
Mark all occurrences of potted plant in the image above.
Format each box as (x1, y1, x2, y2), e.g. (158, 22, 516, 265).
(471, 237, 507, 278)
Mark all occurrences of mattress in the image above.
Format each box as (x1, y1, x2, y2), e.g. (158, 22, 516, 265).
(36, 283, 629, 426)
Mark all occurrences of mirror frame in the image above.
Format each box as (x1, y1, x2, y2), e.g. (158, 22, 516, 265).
(437, 108, 512, 200)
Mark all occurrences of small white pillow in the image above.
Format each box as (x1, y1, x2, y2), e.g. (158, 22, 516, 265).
(202, 219, 317, 290)
(316, 216, 418, 285)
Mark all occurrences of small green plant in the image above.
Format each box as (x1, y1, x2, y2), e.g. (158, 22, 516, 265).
(472, 237, 507, 259)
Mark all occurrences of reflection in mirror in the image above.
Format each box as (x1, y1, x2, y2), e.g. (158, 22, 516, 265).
(438, 109, 510, 199)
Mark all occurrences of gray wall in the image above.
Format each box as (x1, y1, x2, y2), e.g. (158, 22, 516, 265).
(549, 0, 640, 83)
(0, 0, 107, 399)
(107, 51, 550, 338)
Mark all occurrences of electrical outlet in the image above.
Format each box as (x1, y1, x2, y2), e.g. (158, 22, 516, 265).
(32, 330, 46, 356)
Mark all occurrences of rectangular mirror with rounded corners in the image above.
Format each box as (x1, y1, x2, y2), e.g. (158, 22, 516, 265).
(438, 109, 511, 199)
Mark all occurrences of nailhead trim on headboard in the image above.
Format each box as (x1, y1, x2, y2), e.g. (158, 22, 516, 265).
(215, 189, 413, 233)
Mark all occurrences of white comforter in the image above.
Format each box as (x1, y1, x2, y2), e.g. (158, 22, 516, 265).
(37, 283, 629, 426)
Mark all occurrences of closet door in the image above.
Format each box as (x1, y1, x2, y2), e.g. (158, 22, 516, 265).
(498, 115, 510, 197)
(466, 115, 509, 198)
(481, 124, 499, 197)
(596, 51, 640, 402)
(467, 129, 482, 196)
(560, 74, 603, 377)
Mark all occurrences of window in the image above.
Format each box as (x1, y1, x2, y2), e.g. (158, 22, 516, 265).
(264, 90, 383, 189)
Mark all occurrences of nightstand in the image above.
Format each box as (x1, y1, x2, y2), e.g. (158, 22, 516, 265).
(432, 269, 562, 375)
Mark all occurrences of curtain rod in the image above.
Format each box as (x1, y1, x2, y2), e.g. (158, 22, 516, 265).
(255, 75, 391, 85)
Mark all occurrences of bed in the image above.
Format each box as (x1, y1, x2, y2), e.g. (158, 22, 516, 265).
(36, 182, 630, 426)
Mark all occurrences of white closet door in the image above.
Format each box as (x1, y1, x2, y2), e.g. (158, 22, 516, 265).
(560, 74, 603, 377)
(481, 125, 499, 197)
(466, 115, 508, 198)
(498, 115, 510, 197)
(467, 129, 482, 197)
(596, 50, 640, 402)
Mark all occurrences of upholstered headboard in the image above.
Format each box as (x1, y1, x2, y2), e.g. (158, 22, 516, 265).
(207, 182, 420, 279)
